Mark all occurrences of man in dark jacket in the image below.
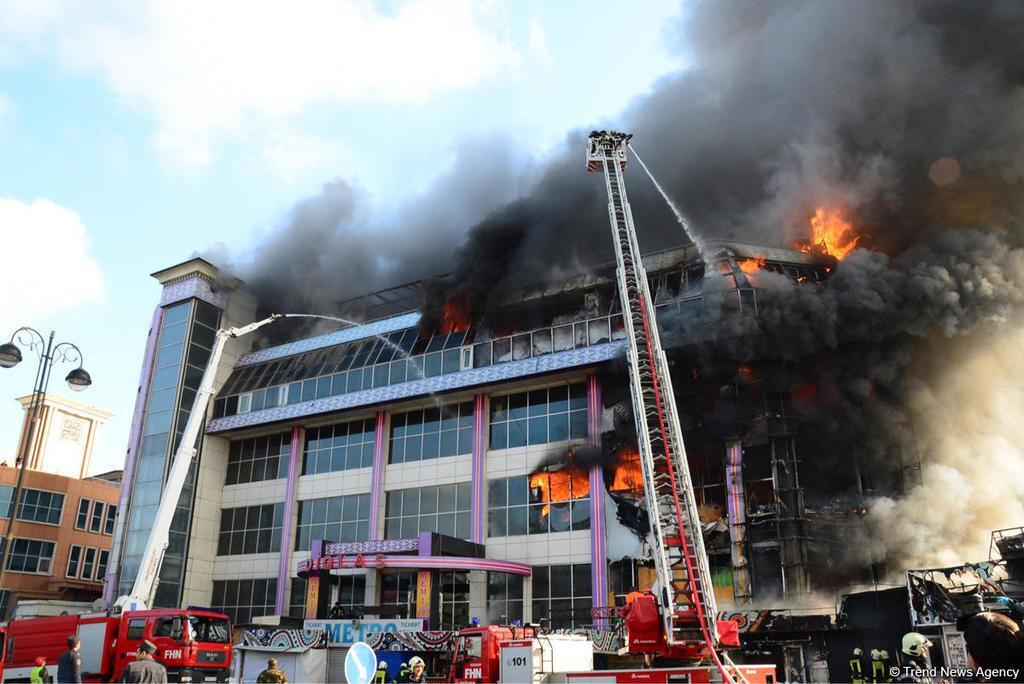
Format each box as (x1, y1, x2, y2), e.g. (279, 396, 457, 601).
(56, 636, 82, 684)
(119, 641, 168, 683)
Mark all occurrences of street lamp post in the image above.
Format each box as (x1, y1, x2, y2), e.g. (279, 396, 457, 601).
(0, 327, 92, 612)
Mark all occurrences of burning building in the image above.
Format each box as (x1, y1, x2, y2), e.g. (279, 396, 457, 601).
(105, 220, 884, 633)
(105, 1, 1024, 678)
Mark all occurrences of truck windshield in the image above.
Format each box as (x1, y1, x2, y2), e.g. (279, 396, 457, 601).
(188, 615, 230, 643)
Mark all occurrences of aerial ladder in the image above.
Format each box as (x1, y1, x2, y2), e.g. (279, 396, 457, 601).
(114, 314, 283, 611)
(587, 132, 746, 680)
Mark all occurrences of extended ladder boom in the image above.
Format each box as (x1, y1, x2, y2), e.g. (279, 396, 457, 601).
(114, 314, 282, 612)
(586, 132, 720, 649)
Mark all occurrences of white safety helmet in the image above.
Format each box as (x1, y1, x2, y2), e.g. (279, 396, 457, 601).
(902, 632, 932, 657)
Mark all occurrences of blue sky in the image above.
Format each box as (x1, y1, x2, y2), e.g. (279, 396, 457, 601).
(0, 0, 687, 473)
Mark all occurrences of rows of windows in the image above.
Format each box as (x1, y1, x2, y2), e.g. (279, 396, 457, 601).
(303, 419, 375, 475)
(0, 485, 64, 525)
(1, 538, 55, 574)
(489, 384, 588, 450)
(211, 578, 277, 625)
(389, 402, 473, 464)
(226, 433, 291, 485)
(66, 545, 109, 582)
(75, 499, 117, 535)
(384, 483, 472, 540)
(295, 494, 371, 550)
(533, 563, 592, 629)
(488, 475, 590, 537)
(217, 504, 283, 556)
(213, 329, 471, 418)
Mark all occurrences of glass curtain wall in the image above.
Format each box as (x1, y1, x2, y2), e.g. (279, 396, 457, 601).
(118, 299, 222, 607)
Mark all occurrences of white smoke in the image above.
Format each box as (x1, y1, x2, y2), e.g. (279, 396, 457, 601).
(867, 324, 1024, 570)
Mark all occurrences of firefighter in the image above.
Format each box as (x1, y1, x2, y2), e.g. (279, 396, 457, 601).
(30, 656, 51, 683)
(849, 647, 868, 683)
(406, 656, 427, 683)
(396, 662, 410, 683)
(871, 648, 891, 683)
(372, 661, 390, 684)
(256, 658, 288, 684)
(894, 633, 932, 684)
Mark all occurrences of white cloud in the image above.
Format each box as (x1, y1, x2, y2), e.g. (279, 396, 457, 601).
(0, 0, 517, 170)
(255, 131, 358, 183)
(0, 197, 105, 322)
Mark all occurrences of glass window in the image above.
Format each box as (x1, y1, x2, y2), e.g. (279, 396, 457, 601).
(302, 419, 375, 476)
(90, 502, 105, 532)
(126, 618, 147, 640)
(97, 549, 110, 583)
(384, 483, 472, 540)
(217, 504, 283, 556)
(3, 538, 56, 574)
(489, 383, 587, 450)
(82, 547, 97, 580)
(226, 432, 291, 485)
(211, 578, 276, 625)
(104, 505, 117, 536)
(439, 571, 470, 630)
(389, 402, 473, 464)
(488, 475, 589, 537)
(487, 573, 524, 623)
(2, 487, 64, 525)
(325, 575, 368, 618)
(295, 494, 371, 551)
(532, 563, 591, 629)
(380, 571, 415, 618)
(67, 545, 82, 578)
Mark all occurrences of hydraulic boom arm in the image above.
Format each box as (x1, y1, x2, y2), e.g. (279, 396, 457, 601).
(113, 314, 282, 612)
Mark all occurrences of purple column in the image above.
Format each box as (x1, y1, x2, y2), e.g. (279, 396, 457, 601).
(470, 393, 487, 544)
(274, 426, 303, 615)
(368, 410, 388, 540)
(104, 306, 163, 604)
(587, 375, 609, 628)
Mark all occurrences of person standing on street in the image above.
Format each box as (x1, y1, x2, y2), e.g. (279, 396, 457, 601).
(256, 657, 289, 683)
(57, 636, 82, 684)
(30, 656, 51, 683)
(119, 641, 168, 683)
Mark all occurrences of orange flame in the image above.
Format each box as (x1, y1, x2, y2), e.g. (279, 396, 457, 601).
(608, 449, 644, 494)
(439, 296, 471, 334)
(738, 255, 767, 275)
(798, 206, 861, 260)
(529, 467, 589, 516)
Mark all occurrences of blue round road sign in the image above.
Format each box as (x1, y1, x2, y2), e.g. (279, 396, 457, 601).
(344, 641, 378, 684)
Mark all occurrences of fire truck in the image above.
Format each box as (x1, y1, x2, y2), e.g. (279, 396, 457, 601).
(2, 316, 283, 682)
(445, 624, 776, 684)
(2, 610, 230, 682)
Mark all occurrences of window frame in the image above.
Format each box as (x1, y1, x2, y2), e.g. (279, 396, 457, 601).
(66, 544, 83, 578)
(89, 501, 105, 533)
(3, 537, 57, 575)
(76, 498, 91, 530)
(81, 547, 97, 580)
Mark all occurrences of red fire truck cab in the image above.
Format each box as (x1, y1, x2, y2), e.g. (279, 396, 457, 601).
(2, 608, 231, 683)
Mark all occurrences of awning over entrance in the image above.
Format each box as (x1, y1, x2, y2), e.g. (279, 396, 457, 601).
(295, 534, 531, 579)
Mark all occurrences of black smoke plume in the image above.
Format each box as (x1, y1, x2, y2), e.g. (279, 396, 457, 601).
(217, 1, 1024, 569)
